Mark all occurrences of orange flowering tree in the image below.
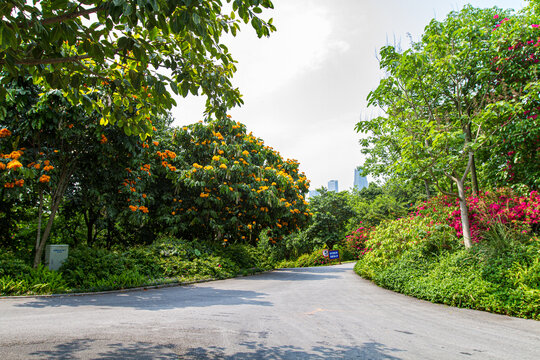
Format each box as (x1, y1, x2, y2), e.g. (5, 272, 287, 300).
(0, 77, 178, 264)
(0, 81, 86, 265)
(60, 121, 176, 248)
(165, 117, 311, 245)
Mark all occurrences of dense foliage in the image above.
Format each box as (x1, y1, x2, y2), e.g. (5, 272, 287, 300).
(166, 118, 311, 244)
(348, 3, 540, 319)
(0, 0, 276, 135)
(0, 77, 311, 267)
(358, 5, 540, 247)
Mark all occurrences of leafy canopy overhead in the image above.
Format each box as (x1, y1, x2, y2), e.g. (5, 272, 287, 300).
(0, 0, 275, 136)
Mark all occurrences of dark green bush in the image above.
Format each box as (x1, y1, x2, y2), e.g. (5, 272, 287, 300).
(0, 251, 32, 279)
(215, 243, 273, 271)
(124, 246, 163, 278)
(2, 238, 278, 295)
(60, 246, 143, 290)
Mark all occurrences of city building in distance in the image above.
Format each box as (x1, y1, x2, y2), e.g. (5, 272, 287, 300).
(328, 180, 338, 192)
(308, 190, 320, 198)
(354, 168, 368, 190)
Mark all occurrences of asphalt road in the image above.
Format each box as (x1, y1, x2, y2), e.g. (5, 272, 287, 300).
(0, 263, 539, 359)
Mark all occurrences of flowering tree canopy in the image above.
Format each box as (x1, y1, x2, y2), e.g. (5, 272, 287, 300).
(165, 118, 311, 245)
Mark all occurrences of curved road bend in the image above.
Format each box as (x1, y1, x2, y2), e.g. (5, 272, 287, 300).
(0, 263, 539, 359)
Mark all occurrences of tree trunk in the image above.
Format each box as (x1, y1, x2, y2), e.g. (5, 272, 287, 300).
(33, 167, 72, 268)
(465, 123, 479, 196)
(434, 152, 474, 249)
(423, 179, 431, 199)
(84, 208, 97, 246)
(35, 189, 44, 259)
(456, 179, 473, 248)
(469, 154, 479, 197)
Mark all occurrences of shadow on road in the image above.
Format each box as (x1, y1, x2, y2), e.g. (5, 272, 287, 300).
(181, 341, 404, 359)
(15, 286, 272, 310)
(28, 339, 178, 359)
(24, 339, 404, 359)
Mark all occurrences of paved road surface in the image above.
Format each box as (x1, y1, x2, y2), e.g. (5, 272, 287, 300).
(1, 263, 539, 359)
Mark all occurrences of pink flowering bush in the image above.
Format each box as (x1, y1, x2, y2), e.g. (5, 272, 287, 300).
(411, 189, 540, 243)
(344, 223, 372, 259)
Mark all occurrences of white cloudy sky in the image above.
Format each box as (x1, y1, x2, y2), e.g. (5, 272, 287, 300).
(172, 0, 526, 192)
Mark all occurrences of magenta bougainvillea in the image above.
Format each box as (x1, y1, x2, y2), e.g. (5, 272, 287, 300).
(344, 223, 373, 258)
(348, 189, 540, 250)
(411, 189, 539, 243)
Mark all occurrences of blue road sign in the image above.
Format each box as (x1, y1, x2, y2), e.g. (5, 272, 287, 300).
(329, 250, 339, 260)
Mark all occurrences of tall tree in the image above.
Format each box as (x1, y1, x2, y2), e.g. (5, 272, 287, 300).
(359, 6, 514, 248)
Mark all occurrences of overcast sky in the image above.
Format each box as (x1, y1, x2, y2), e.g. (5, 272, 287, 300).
(172, 0, 526, 192)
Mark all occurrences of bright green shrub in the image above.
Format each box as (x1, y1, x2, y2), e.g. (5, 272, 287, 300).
(354, 209, 540, 319)
(356, 215, 457, 279)
(1, 264, 68, 295)
(295, 249, 339, 267)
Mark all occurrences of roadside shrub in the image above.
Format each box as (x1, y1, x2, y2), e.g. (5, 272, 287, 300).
(186, 256, 239, 279)
(77, 269, 147, 292)
(356, 215, 457, 279)
(354, 188, 540, 320)
(60, 246, 142, 290)
(124, 246, 163, 278)
(2, 238, 277, 295)
(216, 243, 274, 271)
(343, 224, 371, 259)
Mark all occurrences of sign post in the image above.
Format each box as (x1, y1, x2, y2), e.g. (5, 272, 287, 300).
(322, 249, 329, 258)
(329, 250, 341, 264)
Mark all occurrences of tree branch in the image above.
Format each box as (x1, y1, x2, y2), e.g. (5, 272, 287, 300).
(429, 168, 458, 198)
(15, 4, 109, 29)
(75, 59, 109, 81)
(0, 54, 92, 65)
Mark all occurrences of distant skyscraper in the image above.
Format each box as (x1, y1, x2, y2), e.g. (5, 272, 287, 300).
(328, 180, 338, 192)
(308, 190, 320, 198)
(354, 169, 369, 190)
